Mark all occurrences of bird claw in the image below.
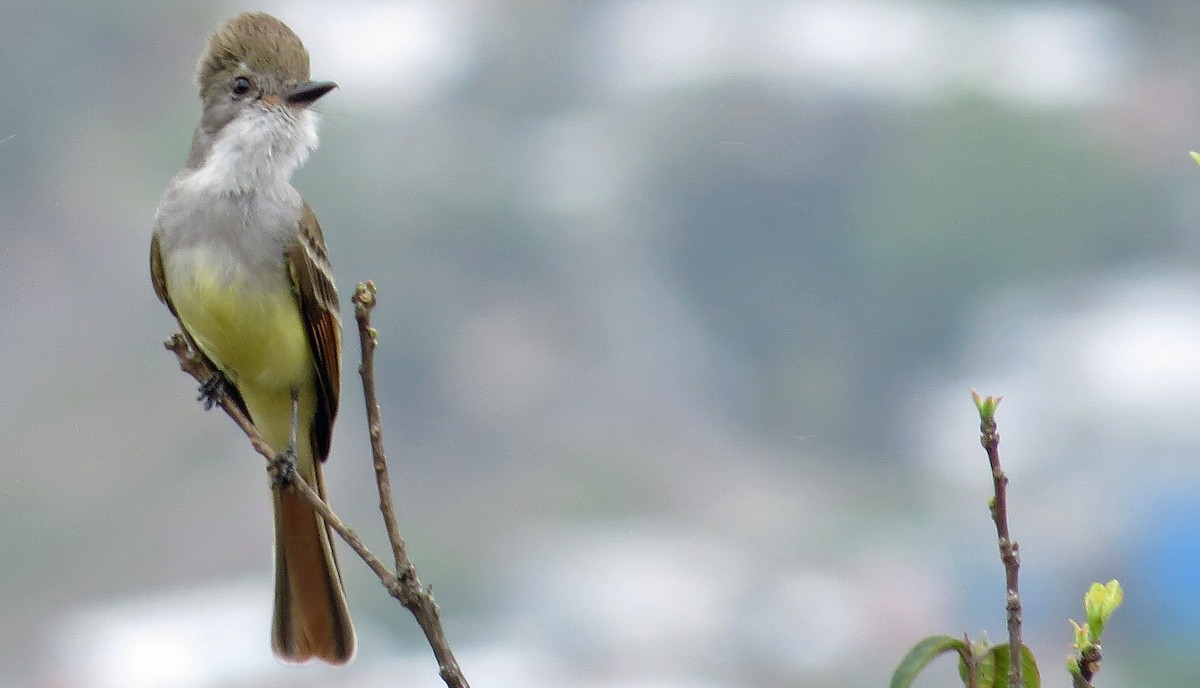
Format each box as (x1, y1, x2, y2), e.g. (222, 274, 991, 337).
(269, 447, 298, 489)
(197, 372, 231, 410)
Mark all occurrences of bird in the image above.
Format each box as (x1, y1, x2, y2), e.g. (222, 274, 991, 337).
(149, 12, 355, 664)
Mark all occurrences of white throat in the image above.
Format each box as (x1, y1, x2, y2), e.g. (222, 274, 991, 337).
(187, 106, 319, 195)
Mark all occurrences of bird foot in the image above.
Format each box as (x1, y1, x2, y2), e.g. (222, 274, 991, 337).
(269, 447, 298, 490)
(196, 372, 232, 410)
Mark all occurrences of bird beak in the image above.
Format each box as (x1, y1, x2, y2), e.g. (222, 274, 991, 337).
(286, 80, 338, 107)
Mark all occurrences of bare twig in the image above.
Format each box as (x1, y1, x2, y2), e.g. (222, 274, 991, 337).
(352, 282, 406, 574)
(973, 391, 1022, 687)
(352, 282, 470, 688)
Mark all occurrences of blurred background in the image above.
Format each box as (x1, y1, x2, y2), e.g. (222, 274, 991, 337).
(2, 0, 1199, 685)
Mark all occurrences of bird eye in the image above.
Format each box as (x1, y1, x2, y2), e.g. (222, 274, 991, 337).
(231, 76, 253, 96)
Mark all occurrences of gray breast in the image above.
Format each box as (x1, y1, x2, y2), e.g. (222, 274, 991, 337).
(155, 177, 303, 279)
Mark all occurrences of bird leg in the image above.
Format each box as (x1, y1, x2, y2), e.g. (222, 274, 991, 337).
(269, 389, 301, 490)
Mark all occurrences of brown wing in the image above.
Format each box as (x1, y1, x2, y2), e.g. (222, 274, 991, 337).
(149, 232, 175, 314)
(287, 202, 341, 463)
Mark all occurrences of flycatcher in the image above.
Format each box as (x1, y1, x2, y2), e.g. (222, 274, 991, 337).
(150, 12, 354, 664)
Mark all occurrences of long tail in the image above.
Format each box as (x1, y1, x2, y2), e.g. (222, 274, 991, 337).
(271, 458, 356, 664)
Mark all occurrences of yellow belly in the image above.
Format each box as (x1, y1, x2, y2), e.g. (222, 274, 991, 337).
(175, 279, 311, 390)
(170, 257, 318, 453)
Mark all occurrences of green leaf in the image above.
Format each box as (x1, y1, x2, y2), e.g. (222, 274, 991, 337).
(1084, 579, 1123, 640)
(963, 644, 1041, 688)
(970, 389, 1003, 421)
(890, 635, 970, 688)
(1191, 151, 1200, 167)
(1068, 618, 1091, 650)
(1018, 644, 1041, 688)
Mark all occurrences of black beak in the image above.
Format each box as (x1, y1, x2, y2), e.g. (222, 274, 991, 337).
(286, 80, 338, 107)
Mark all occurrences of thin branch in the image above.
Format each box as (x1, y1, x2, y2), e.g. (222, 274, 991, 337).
(1073, 644, 1102, 688)
(961, 633, 978, 688)
(353, 282, 406, 574)
(973, 391, 1022, 687)
(352, 282, 470, 688)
